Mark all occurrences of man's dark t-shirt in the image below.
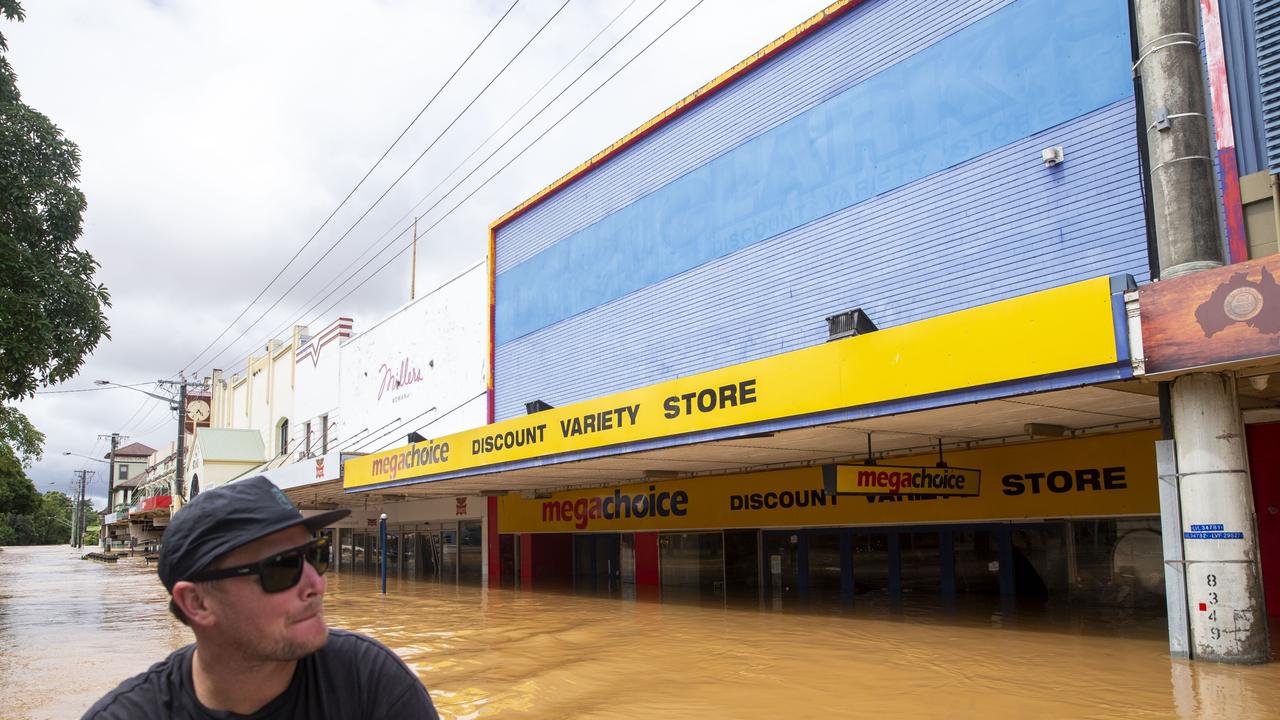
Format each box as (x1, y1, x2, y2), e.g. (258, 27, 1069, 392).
(83, 629, 439, 719)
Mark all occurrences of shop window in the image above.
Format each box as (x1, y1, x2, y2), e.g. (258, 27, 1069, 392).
(723, 530, 760, 602)
(660, 531, 725, 603)
(1069, 518, 1164, 609)
(899, 531, 942, 595)
(953, 528, 1001, 596)
(852, 532, 892, 598)
(460, 521, 483, 585)
(807, 532, 844, 604)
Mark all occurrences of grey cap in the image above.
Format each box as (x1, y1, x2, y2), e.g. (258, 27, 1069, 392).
(157, 476, 350, 591)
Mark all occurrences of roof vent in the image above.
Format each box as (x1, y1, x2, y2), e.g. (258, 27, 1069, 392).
(825, 308, 877, 342)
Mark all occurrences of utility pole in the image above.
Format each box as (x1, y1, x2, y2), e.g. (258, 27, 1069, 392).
(156, 378, 199, 501)
(99, 433, 123, 550)
(410, 216, 418, 301)
(71, 470, 92, 549)
(1135, 0, 1268, 662)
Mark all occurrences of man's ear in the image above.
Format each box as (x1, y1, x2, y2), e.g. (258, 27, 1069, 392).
(172, 581, 219, 628)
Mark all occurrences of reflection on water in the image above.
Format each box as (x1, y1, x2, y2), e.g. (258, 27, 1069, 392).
(2, 545, 1279, 719)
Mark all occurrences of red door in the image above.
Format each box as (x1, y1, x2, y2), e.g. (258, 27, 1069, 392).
(1246, 422, 1280, 617)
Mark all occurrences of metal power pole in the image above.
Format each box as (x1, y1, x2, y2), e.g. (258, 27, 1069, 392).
(103, 433, 121, 550)
(1135, 0, 1269, 662)
(156, 378, 193, 500)
(71, 470, 92, 549)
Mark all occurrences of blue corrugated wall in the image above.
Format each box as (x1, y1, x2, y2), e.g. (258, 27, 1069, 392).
(492, 0, 1150, 421)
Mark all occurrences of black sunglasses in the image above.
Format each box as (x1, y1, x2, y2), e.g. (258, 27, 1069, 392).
(189, 536, 331, 593)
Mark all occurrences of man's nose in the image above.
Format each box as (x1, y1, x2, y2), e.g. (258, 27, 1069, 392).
(298, 557, 326, 597)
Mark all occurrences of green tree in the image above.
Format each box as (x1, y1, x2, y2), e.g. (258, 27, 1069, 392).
(0, 0, 111, 401)
(0, 404, 43, 466)
(33, 489, 71, 544)
(0, 451, 38, 544)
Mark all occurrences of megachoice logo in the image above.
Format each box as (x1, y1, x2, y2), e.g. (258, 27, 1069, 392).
(541, 485, 689, 529)
(1196, 267, 1280, 337)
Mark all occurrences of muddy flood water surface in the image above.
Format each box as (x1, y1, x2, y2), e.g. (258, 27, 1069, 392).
(2, 545, 1279, 719)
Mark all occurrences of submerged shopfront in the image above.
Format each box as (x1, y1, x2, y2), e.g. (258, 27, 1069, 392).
(343, 276, 1174, 616)
(495, 430, 1165, 614)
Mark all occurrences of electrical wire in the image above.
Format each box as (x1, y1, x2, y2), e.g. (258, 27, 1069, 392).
(249, 0, 676, 341)
(307, 0, 706, 326)
(176, 0, 524, 377)
(367, 390, 488, 454)
(33, 382, 154, 395)
(191, 0, 577, 380)
(270, 0, 645, 329)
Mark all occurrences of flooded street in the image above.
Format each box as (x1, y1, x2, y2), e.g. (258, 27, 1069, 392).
(3, 545, 1279, 719)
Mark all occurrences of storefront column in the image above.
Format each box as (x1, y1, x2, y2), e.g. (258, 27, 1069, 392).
(1170, 372, 1269, 662)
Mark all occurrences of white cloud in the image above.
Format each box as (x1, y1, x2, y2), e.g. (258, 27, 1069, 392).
(8, 0, 832, 496)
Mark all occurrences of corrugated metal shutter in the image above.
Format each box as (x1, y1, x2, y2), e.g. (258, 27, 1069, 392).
(1258, 0, 1280, 171)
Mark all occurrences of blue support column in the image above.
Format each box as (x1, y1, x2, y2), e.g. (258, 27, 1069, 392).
(379, 513, 388, 595)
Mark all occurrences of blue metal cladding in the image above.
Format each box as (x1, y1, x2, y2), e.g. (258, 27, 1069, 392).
(496, 0, 1015, 274)
(1258, 0, 1280, 172)
(492, 0, 1149, 421)
(1224, 0, 1265, 176)
(496, 0, 1135, 346)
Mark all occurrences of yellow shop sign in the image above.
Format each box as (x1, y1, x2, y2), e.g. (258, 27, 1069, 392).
(347, 276, 1122, 491)
(498, 430, 1159, 532)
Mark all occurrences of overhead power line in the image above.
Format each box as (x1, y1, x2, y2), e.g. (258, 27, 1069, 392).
(233, 0, 652, 359)
(176, 0, 525, 377)
(244, 0, 678, 344)
(306, 0, 709, 326)
(191, 0, 577, 380)
(33, 382, 156, 395)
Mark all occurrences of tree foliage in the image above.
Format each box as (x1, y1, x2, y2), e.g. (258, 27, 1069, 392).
(0, 403, 42, 466)
(0, 0, 111, 401)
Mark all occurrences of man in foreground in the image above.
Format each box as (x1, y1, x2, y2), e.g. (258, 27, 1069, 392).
(84, 476, 439, 719)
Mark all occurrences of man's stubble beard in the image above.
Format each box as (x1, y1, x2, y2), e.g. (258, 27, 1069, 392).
(224, 599, 329, 663)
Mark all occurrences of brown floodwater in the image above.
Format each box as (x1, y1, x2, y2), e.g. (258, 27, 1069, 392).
(2, 544, 1279, 719)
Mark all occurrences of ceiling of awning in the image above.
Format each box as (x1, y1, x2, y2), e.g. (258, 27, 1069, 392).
(281, 376, 1279, 509)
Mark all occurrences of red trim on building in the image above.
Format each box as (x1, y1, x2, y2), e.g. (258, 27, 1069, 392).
(487, 496, 500, 586)
(1246, 423, 1280, 617)
(634, 531, 660, 586)
(1200, 0, 1249, 263)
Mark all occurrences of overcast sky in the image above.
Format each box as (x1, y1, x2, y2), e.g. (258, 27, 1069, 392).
(8, 0, 831, 503)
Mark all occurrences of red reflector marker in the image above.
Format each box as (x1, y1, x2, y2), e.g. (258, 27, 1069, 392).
(1198, 603, 1207, 611)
